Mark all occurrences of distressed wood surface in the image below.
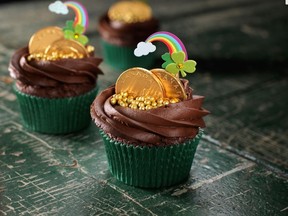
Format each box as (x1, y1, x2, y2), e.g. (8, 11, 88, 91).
(0, 0, 288, 215)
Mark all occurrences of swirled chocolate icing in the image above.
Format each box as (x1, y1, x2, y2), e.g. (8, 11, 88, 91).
(91, 80, 210, 146)
(98, 14, 159, 46)
(9, 47, 103, 98)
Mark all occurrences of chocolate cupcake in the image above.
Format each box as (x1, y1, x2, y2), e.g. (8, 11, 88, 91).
(98, 0, 159, 70)
(9, 1, 103, 134)
(91, 32, 209, 188)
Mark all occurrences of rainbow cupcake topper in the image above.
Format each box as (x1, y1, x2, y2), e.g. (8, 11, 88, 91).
(49, 1, 89, 32)
(134, 31, 196, 77)
(146, 31, 188, 60)
(64, 1, 89, 31)
(48, 1, 89, 45)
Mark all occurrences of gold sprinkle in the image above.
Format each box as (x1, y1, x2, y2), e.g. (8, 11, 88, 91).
(27, 52, 85, 61)
(144, 100, 151, 105)
(115, 94, 122, 100)
(163, 100, 170, 106)
(131, 100, 139, 105)
(121, 92, 128, 97)
(119, 101, 127, 107)
(151, 102, 157, 107)
(87, 45, 95, 53)
(109, 92, 181, 111)
(138, 102, 145, 108)
(172, 98, 180, 103)
(130, 104, 138, 109)
(157, 98, 163, 104)
(27, 55, 33, 61)
(146, 105, 152, 110)
(110, 98, 117, 105)
(127, 96, 134, 103)
(157, 103, 163, 107)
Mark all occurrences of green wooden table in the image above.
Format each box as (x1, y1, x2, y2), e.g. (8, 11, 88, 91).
(0, 0, 287, 215)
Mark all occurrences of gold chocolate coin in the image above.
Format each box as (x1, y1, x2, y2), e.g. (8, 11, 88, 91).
(45, 39, 89, 59)
(28, 26, 64, 55)
(115, 67, 164, 99)
(108, 1, 152, 23)
(151, 69, 187, 100)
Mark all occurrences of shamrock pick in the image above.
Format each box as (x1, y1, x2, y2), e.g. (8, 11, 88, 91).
(164, 51, 196, 77)
(63, 20, 74, 31)
(63, 21, 88, 45)
(161, 53, 173, 68)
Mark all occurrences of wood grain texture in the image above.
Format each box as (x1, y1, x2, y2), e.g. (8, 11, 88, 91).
(0, 0, 287, 215)
(0, 121, 287, 215)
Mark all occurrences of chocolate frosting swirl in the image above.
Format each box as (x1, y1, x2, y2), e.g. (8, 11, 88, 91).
(91, 81, 210, 146)
(9, 47, 103, 98)
(98, 14, 159, 46)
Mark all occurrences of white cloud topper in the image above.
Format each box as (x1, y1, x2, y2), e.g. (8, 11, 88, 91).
(49, 1, 69, 15)
(134, 42, 156, 57)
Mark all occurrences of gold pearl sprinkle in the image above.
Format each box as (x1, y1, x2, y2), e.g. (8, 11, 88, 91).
(163, 100, 170, 106)
(27, 50, 86, 61)
(131, 100, 139, 105)
(110, 98, 117, 105)
(119, 101, 127, 107)
(151, 102, 157, 107)
(115, 94, 122, 100)
(110, 92, 181, 111)
(138, 102, 145, 108)
(144, 100, 151, 105)
(146, 105, 152, 110)
(157, 98, 163, 104)
(86, 45, 95, 53)
(170, 98, 180, 104)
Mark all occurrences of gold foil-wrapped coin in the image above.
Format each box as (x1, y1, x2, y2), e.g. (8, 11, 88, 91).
(116, 68, 164, 99)
(45, 39, 89, 59)
(151, 69, 187, 100)
(108, 1, 152, 23)
(28, 26, 64, 55)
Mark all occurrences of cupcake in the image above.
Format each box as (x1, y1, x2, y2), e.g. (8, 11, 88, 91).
(91, 31, 210, 188)
(98, 0, 159, 70)
(8, 1, 103, 134)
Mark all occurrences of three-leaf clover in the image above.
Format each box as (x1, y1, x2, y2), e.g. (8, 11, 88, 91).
(161, 52, 173, 68)
(164, 51, 196, 77)
(63, 20, 74, 32)
(63, 21, 88, 45)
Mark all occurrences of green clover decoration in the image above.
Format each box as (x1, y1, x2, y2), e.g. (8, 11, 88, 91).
(161, 51, 196, 77)
(63, 20, 88, 45)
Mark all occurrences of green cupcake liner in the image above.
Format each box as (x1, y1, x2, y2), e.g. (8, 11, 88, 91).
(100, 130, 203, 188)
(101, 40, 155, 70)
(14, 86, 98, 134)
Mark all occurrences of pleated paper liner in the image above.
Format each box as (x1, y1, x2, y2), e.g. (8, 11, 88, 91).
(100, 130, 203, 188)
(101, 40, 155, 70)
(14, 85, 98, 134)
